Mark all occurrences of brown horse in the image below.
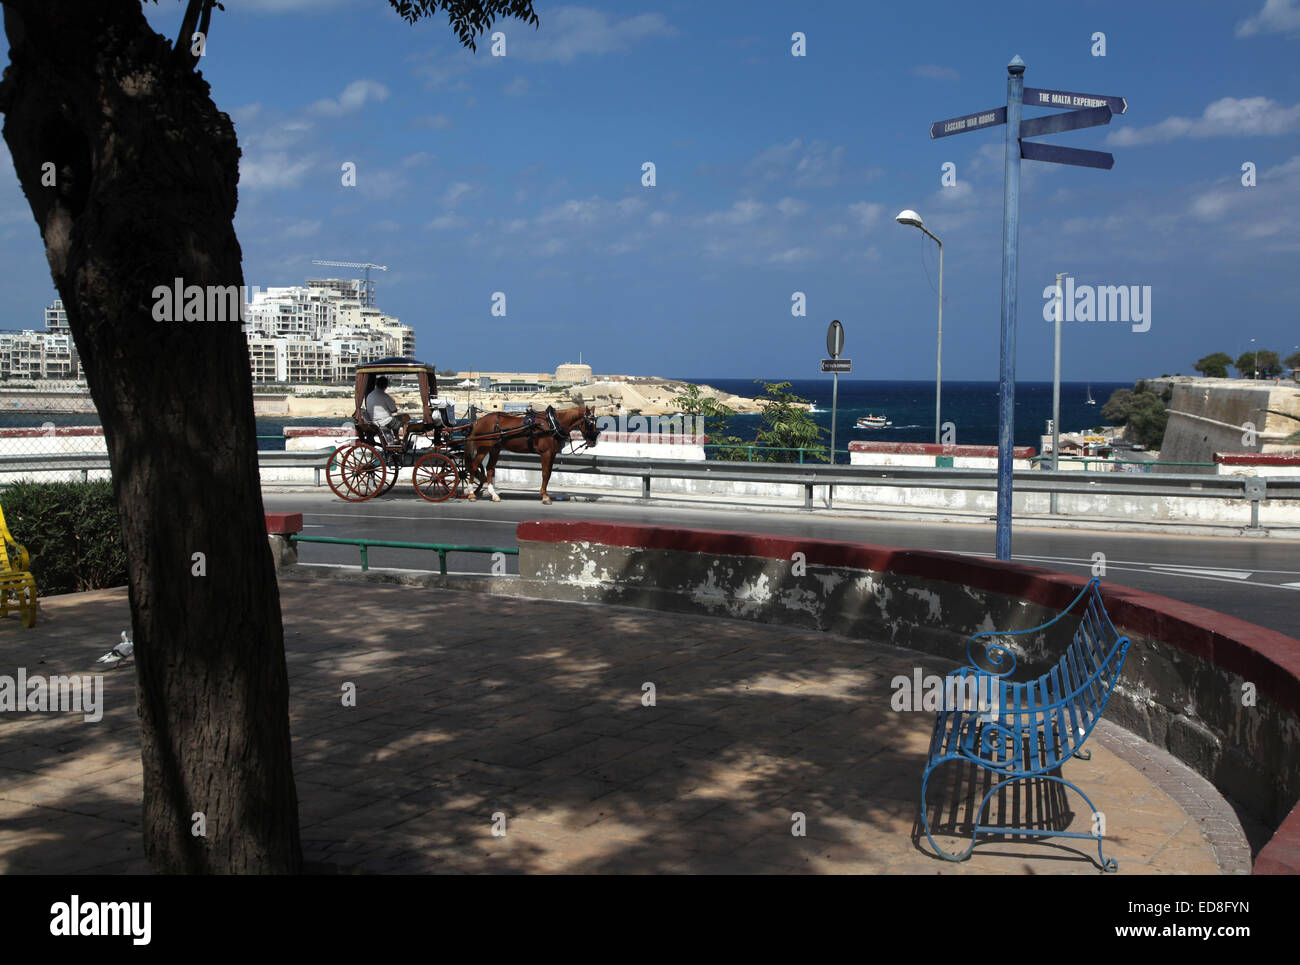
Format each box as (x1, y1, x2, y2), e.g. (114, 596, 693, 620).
(465, 405, 600, 504)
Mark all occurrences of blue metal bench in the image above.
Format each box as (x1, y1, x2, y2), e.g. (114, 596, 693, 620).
(919, 577, 1131, 870)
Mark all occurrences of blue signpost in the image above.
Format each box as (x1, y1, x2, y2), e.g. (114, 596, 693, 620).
(929, 58, 1125, 560)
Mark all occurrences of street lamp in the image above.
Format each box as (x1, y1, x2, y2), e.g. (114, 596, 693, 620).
(1251, 337, 1257, 380)
(896, 209, 944, 444)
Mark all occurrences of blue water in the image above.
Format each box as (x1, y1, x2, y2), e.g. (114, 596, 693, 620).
(2, 380, 1129, 455)
(686, 379, 1128, 458)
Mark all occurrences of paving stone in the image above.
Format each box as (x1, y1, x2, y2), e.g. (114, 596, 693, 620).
(0, 583, 1245, 874)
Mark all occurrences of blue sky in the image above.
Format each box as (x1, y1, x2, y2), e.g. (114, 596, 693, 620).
(2, 0, 1299, 382)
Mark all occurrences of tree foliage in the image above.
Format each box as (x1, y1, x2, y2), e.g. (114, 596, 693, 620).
(672, 383, 748, 460)
(1284, 350, 1300, 372)
(1234, 349, 1282, 378)
(1193, 352, 1232, 378)
(750, 381, 827, 463)
(1101, 386, 1168, 449)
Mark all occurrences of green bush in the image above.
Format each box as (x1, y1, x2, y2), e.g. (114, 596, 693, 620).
(1, 480, 128, 594)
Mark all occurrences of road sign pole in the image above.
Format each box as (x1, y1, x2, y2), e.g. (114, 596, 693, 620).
(1051, 271, 1064, 514)
(996, 56, 1025, 561)
(831, 370, 839, 472)
(936, 240, 944, 445)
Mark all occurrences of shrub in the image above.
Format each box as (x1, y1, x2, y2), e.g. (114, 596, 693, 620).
(1, 480, 128, 594)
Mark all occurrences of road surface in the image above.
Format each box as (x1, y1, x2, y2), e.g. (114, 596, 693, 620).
(264, 491, 1300, 637)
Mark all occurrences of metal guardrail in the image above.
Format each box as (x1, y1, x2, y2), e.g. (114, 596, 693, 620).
(290, 535, 517, 574)
(0, 448, 335, 485)
(485, 451, 1300, 528)
(4, 449, 1298, 529)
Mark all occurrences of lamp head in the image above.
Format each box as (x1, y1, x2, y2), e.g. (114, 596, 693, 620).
(896, 209, 924, 229)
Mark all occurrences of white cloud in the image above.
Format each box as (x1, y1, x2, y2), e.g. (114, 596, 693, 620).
(401, 152, 436, 168)
(440, 181, 476, 207)
(746, 139, 847, 188)
(1236, 0, 1300, 37)
(847, 201, 883, 229)
(283, 219, 321, 239)
(775, 197, 809, 216)
(767, 247, 817, 264)
(537, 196, 645, 224)
(309, 80, 390, 117)
(703, 200, 764, 225)
(504, 76, 531, 96)
(239, 152, 314, 191)
(1108, 96, 1300, 145)
(508, 7, 675, 63)
(648, 211, 669, 226)
(426, 213, 467, 231)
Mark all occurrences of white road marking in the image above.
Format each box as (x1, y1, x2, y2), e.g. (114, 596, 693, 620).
(1149, 565, 1252, 580)
(1281, 582, 1300, 590)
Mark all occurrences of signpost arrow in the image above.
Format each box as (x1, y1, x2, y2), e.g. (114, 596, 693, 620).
(929, 106, 1006, 139)
(1024, 87, 1127, 115)
(1019, 104, 1112, 139)
(1020, 140, 1114, 169)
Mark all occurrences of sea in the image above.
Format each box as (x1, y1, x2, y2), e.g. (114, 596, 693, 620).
(689, 379, 1130, 462)
(1, 379, 1130, 458)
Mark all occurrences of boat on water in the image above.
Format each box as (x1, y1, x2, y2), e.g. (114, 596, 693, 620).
(855, 414, 892, 429)
(1085, 385, 1097, 405)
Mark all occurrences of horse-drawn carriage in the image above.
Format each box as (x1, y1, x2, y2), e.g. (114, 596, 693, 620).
(325, 357, 601, 504)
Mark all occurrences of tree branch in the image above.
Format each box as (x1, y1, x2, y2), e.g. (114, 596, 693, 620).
(173, 0, 202, 68)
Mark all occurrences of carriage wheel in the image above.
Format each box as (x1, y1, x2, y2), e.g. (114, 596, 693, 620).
(378, 451, 402, 495)
(412, 451, 462, 503)
(327, 443, 388, 501)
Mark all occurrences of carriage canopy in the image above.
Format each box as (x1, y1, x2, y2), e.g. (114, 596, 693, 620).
(353, 357, 438, 423)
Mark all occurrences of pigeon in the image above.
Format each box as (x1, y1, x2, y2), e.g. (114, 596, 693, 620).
(96, 631, 134, 667)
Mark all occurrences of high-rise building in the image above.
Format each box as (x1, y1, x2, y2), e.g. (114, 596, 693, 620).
(0, 298, 80, 379)
(241, 279, 415, 383)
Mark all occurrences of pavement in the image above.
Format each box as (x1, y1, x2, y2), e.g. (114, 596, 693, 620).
(0, 580, 1251, 874)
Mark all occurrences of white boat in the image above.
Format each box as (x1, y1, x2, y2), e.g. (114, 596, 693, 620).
(855, 414, 891, 429)
(1085, 385, 1097, 405)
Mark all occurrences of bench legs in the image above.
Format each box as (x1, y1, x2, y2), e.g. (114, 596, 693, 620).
(0, 578, 37, 628)
(921, 765, 1117, 872)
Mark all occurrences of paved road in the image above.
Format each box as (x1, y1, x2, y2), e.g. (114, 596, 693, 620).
(265, 490, 1300, 637)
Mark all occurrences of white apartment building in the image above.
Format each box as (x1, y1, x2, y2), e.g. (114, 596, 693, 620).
(241, 278, 415, 383)
(0, 298, 80, 379)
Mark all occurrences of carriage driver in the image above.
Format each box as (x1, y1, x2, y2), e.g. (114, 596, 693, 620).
(365, 376, 410, 443)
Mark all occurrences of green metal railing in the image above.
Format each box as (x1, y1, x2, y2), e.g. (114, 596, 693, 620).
(702, 443, 846, 463)
(289, 535, 517, 575)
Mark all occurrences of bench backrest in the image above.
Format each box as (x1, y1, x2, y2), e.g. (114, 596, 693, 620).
(976, 580, 1131, 770)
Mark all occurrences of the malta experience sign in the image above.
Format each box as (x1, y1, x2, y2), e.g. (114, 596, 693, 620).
(929, 57, 1126, 560)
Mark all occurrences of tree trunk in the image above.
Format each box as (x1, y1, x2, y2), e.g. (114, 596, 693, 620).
(1, 0, 301, 872)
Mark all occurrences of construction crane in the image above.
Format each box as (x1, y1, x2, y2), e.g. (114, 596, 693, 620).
(310, 260, 388, 308)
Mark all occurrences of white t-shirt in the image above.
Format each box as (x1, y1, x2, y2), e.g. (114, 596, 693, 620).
(365, 388, 399, 426)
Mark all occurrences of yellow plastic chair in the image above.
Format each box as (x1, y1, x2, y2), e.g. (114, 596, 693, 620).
(0, 505, 38, 627)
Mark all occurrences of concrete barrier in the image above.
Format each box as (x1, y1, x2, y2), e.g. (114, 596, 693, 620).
(516, 519, 1300, 874)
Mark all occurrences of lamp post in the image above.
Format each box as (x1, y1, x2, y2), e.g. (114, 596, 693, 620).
(895, 210, 944, 445)
(1251, 337, 1257, 380)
